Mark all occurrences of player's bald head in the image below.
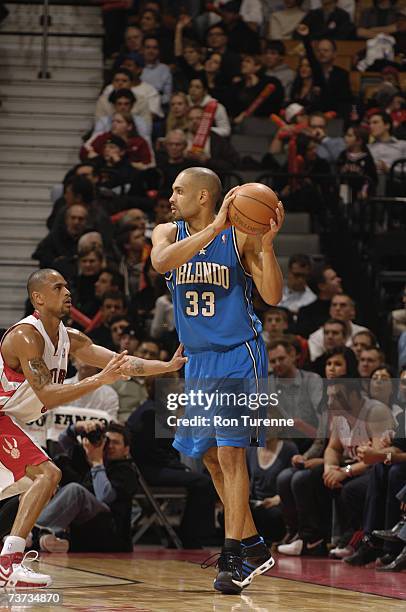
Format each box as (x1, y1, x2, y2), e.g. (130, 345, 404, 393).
(27, 269, 62, 304)
(180, 167, 222, 206)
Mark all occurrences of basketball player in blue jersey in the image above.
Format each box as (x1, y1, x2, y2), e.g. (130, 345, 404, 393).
(151, 168, 284, 595)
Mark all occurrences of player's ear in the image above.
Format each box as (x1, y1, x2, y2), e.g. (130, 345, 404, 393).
(200, 188, 209, 204)
(32, 291, 44, 307)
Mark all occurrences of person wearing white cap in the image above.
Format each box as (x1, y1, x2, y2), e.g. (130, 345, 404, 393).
(270, 103, 307, 154)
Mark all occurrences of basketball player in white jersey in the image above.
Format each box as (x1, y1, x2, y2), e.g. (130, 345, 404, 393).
(0, 268, 186, 588)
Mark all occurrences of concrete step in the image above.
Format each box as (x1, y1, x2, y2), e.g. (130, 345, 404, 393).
(0, 65, 103, 83)
(0, 51, 102, 68)
(0, 146, 79, 165)
(0, 127, 84, 147)
(0, 199, 51, 221)
(0, 163, 68, 182)
(0, 305, 25, 329)
(0, 281, 27, 304)
(274, 233, 320, 257)
(1, 81, 101, 100)
(0, 261, 38, 283)
(0, 221, 46, 241)
(0, 181, 53, 200)
(0, 237, 39, 261)
(280, 213, 311, 234)
(0, 112, 93, 131)
(1, 96, 95, 114)
(0, 33, 101, 50)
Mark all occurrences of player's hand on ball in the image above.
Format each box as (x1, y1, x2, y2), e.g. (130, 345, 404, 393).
(262, 200, 284, 251)
(212, 186, 239, 233)
(167, 344, 188, 371)
(98, 351, 129, 384)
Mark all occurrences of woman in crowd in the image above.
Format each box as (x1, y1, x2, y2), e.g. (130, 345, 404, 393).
(166, 92, 190, 134)
(277, 346, 359, 554)
(187, 75, 231, 137)
(81, 112, 153, 170)
(289, 56, 323, 114)
(369, 365, 400, 417)
(247, 431, 298, 545)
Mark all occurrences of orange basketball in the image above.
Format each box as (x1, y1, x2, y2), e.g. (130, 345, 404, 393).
(229, 183, 279, 235)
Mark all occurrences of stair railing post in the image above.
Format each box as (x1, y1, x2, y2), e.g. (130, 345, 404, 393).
(38, 0, 51, 79)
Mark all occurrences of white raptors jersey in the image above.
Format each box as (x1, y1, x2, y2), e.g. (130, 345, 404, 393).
(332, 398, 386, 461)
(0, 312, 70, 424)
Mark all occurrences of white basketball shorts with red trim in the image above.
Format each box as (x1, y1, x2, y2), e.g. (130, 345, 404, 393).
(0, 412, 49, 500)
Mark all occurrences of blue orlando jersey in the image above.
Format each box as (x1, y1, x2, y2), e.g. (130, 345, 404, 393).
(165, 221, 262, 353)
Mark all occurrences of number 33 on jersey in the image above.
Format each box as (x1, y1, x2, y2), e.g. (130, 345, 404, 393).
(165, 221, 262, 354)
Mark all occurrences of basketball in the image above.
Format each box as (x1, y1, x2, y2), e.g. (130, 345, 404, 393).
(229, 183, 279, 235)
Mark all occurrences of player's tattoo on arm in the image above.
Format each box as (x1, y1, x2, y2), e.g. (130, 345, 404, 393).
(28, 358, 52, 390)
(126, 357, 146, 376)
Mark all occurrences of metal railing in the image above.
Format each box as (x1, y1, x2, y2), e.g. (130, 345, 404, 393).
(38, 0, 50, 79)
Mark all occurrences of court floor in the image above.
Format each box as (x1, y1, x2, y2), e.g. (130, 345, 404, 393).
(1, 548, 405, 611)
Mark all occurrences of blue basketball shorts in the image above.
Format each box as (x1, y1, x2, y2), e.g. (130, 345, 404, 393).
(173, 337, 268, 458)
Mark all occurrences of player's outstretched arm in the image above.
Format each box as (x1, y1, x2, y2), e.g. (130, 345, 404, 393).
(241, 201, 285, 305)
(13, 327, 129, 410)
(151, 189, 237, 274)
(69, 329, 187, 376)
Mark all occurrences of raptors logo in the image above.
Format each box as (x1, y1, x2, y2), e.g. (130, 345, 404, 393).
(2, 437, 20, 460)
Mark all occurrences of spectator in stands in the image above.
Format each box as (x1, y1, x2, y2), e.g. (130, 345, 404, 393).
(300, 0, 355, 40)
(130, 257, 165, 331)
(356, 0, 398, 40)
(219, 1, 262, 54)
(93, 88, 150, 141)
(307, 111, 345, 163)
(278, 378, 393, 556)
(93, 135, 136, 190)
(166, 92, 190, 134)
(142, 36, 173, 107)
(112, 339, 158, 423)
(37, 422, 137, 553)
(276, 345, 359, 550)
(71, 245, 104, 318)
(117, 226, 150, 299)
(89, 290, 127, 351)
(296, 264, 343, 338)
(269, 0, 306, 40)
(268, 338, 323, 453)
(247, 431, 298, 545)
(289, 56, 323, 114)
(187, 76, 231, 137)
(311, 318, 348, 375)
(261, 307, 309, 368)
(278, 254, 316, 317)
(229, 54, 284, 122)
(263, 41, 295, 101)
(269, 103, 308, 155)
(351, 329, 377, 361)
(110, 314, 132, 351)
(174, 15, 204, 84)
(368, 365, 399, 412)
(205, 23, 241, 78)
(337, 123, 378, 198)
(368, 111, 406, 175)
(297, 25, 353, 118)
(119, 324, 140, 355)
(308, 294, 368, 361)
(128, 373, 217, 548)
(156, 129, 193, 197)
(184, 106, 240, 174)
(32, 204, 88, 269)
(82, 112, 153, 170)
(95, 269, 125, 302)
(358, 347, 386, 378)
(138, 8, 173, 63)
(114, 26, 144, 70)
(150, 290, 176, 351)
(95, 67, 157, 129)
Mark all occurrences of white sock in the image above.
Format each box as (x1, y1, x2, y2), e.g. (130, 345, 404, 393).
(1, 535, 26, 555)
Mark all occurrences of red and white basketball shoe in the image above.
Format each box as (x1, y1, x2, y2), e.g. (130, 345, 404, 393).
(0, 551, 52, 588)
